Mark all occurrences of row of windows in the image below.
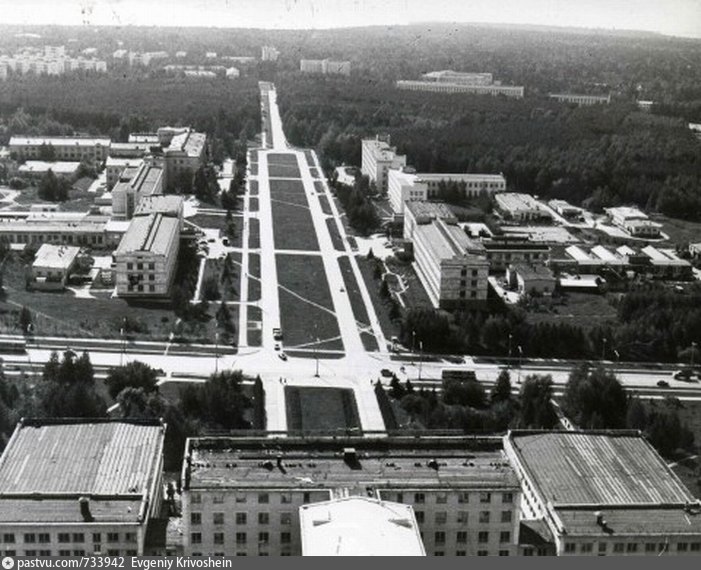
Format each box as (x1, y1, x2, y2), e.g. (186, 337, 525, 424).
(191, 532, 290, 546)
(0, 234, 104, 245)
(429, 531, 511, 545)
(2, 550, 137, 557)
(191, 492, 301, 505)
(126, 262, 156, 271)
(412, 491, 513, 504)
(191, 512, 294, 526)
(126, 284, 157, 293)
(0, 532, 136, 545)
(563, 542, 701, 554)
(414, 510, 512, 525)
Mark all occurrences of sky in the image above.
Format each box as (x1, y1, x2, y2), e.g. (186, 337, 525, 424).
(0, 0, 699, 38)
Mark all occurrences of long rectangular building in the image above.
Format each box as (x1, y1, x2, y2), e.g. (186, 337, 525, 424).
(181, 436, 521, 557)
(9, 136, 110, 163)
(0, 419, 166, 558)
(397, 80, 524, 99)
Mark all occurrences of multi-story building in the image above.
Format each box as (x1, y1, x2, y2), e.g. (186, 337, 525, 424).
(0, 48, 107, 79)
(180, 436, 522, 557)
(403, 201, 489, 308)
(397, 80, 524, 99)
(482, 238, 550, 272)
(495, 193, 550, 223)
(0, 212, 113, 249)
(105, 157, 142, 189)
(162, 129, 207, 191)
(504, 430, 701, 556)
(111, 161, 164, 220)
(0, 418, 166, 558)
(30, 243, 80, 291)
(261, 46, 280, 62)
(108, 142, 154, 159)
(548, 93, 611, 106)
(605, 206, 662, 238)
(9, 136, 110, 164)
(388, 169, 507, 214)
(299, 497, 425, 556)
(361, 135, 407, 195)
(113, 209, 181, 297)
(17, 160, 80, 180)
(421, 70, 494, 85)
(300, 59, 351, 76)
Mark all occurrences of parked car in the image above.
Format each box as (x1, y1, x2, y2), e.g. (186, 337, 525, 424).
(278, 352, 288, 361)
(673, 369, 694, 381)
(380, 369, 393, 378)
(273, 328, 283, 341)
(657, 380, 670, 388)
(274, 342, 281, 351)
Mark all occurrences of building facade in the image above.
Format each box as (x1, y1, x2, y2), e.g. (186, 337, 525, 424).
(483, 239, 551, 272)
(30, 243, 80, 290)
(548, 93, 611, 106)
(0, 419, 166, 558)
(397, 80, 524, 99)
(9, 136, 110, 164)
(495, 193, 550, 223)
(180, 436, 522, 557)
(361, 136, 407, 195)
(111, 161, 164, 221)
(299, 59, 351, 76)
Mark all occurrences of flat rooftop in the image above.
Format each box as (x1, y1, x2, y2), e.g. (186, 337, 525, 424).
(167, 130, 206, 158)
(414, 219, 486, 262)
(116, 213, 179, 256)
(134, 195, 184, 217)
(300, 497, 425, 556)
(496, 192, 542, 212)
(508, 431, 695, 506)
(405, 200, 456, 222)
(184, 436, 519, 491)
(18, 161, 80, 174)
(10, 136, 111, 147)
(33, 243, 80, 269)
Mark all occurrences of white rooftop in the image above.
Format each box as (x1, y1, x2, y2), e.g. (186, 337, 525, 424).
(10, 136, 110, 147)
(300, 497, 425, 557)
(33, 243, 80, 269)
(18, 161, 80, 174)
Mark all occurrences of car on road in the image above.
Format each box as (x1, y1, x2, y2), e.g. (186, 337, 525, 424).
(208, 238, 216, 243)
(340, 287, 345, 293)
(278, 352, 288, 361)
(274, 342, 281, 351)
(273, 328, 283, 341)
(657, 380, 670, 388)
(445, 356, 465, 364)
(380, 369, 393, 378)
(222, 237, 230, 246)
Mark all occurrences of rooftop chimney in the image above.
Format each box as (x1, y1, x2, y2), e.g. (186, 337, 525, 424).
(79, 496, 94, 522)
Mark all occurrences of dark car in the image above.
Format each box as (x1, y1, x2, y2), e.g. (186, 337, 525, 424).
(380, 369, 393, 378)
(673, 369, 694, 382)
(657, 380, 670, 388)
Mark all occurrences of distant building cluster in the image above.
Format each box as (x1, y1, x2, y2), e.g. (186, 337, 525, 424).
(548, 93, 611, 106)
(112, 50, 170, 66)
(397, 70, 525, 99)
(300, 58, 351, 76)
(163, 64, 240, 78)
(605, 206, 662, 238)
(0, 45, 107, 79)
(2, 423, 700, 557)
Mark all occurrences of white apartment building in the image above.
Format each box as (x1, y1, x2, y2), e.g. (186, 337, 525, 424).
(261, 46, 280, 62)
(504, 430, 701, 557)
(421, 70, 494, 85)
(111, 161, 164, 220)
(30, 243, 80, 291)
(162, 129, 207, 191)
(549, 93, 611, 105)
(18, 161, 80, 180)
(388, 168, 427, 213)
(105, 157, 142, 189)
(361, 135, 407, 195)
(113, 212, 180, 297)
(0, 419, 165, 558)
(495, 193, 550, 222)
(9, 136, 110, 164)
(181, 436, 521, 557)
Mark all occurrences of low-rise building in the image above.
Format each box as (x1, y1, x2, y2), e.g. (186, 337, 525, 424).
(504, 430, 701, 556)
(506, 263, 557, 295)
(495, 193, 550, 223)
(397, 80, 524, 99)
(482, 239, 550, 272)
(17, 161, 80, 180)
(0, 212, 112, 249)
(605, 206, 661, 238)
(548, 93, 611, 105)
(0, 419, 166, 558)
(261, 46, 280, 62)
(113, 212, 180, 297)
(300, 497, 425, 556)
(300, 59, 351, 76)
(361, 135, 407, 195)
(690, 242, 701, 258)
(10, 136, 110, 164)
(30, 243, 80, 290)
(181, 436, 522, 557)
(548, 200, 582, 219)
(108, 142, 153, 159)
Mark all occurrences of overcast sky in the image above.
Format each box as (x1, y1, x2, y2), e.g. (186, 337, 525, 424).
(0, 0, 699, 38)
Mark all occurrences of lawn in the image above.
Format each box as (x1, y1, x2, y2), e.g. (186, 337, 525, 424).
(268, 153, 298, 165)
(357, 256, 401, 342)
(385, 258, 433, 308)
(248, 253, 261, 302)
(318, 193, 333, 215)
(15, 186, 96, 212)
(525, 291, 618, 330)
(326, 218, 345, 251)
(654, 215, 701, 246)
(304, 150, 315, 165)
(338, 255, 370, 326)
(247, 305, 262, 347)
(270, 178, 309, 207)
(248, 218, 260, 249)
(276, 254, 342, 351)
(268, 163, 302, 178)
(285, 386, 362, 433)
(271, 199, 319, 251)
(201, 256, 239, 303)
(310, 168, 319, 178)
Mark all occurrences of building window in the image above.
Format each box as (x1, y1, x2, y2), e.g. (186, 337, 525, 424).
(281, 533, 291, 545)
(480, 492, 491, 503)
(303, 492, 311, 504)
(415, 511, 424, 524)
(456, 550, 466, 556)
(235, 493, 246, 503)
(90, 534, 100, 544)
(280, 493, 292, 504)
(235, 533, 246, 545)
(213, 512, 224, 525)
(499, 550, 510, 556)
(581, 543, 593, 553)
(478, 532, 489, 544)
(236, 512, 247, 525)
(477, 550, 488, 556)
(678, 543, 688, 552)
(436, 492, 447, 504)
(258, 512, 269, 525)
(691, 543, 701, 552)
(457, 531, 467, 544)
(434, 532, 445, 545)
(190, 533, 202, 545)
(280, 512, 292, 526)
(523, 547, 533, 556)
(458, 492, 469, 504)
(258, 492, 269, 504)
(107, 533, 119, 543)
(24, 534, 36, 544)
(434, 551, 444, 556)
(435, 512, 447, 525)
(564, 543, 576, 553)
(414, 493, 425, 504)
(73, 550, 85, 556)
(500, 531, 511, 543)
(258, 532, 269, 545)
(479, 511, 490, 523)
(457, 511, 468, 524)
(213, 533, 224, 545)
(213, 494, 224, 504)
(645, 543, 656, 553)
(501, 511, 512, 523)
(190, 512, 201, 525)
(72, 534, 84, 543)
(25, 551, 37, 557)
(59, 551, 71, 557)
(613, 543, 624, 553)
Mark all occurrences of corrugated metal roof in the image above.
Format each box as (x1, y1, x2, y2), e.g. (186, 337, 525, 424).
(511, 432, 694, 506)
(556, 507, 701, 536)
(115, 213, 179, 256)
(0, 422, 163, 496)
(0, 498, 143, 523)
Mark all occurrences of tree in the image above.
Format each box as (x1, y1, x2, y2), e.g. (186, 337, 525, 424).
(491, 370, 512, 403)
(518, 375, 557, 429)
(38, 143, 56, 162)
(105, 361, 159, 400)
(443, 378, 487, 409)
(202, 276, 221, 301)
(563, 365, 628, 429)
(180, 370, 251, 430)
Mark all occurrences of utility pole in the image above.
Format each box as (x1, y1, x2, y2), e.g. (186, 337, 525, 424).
(508, 333, 513, 360)
(214, 332, 219, 374)
(314, 337, 320, 378)
(517, 345, 523, 384)
(418, 341, 424, 382)
(602, 337, 607, 360)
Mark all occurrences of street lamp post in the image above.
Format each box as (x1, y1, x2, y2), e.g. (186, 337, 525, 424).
(517, 345, 523, 384)
(119, 327, 125, 367)
(418, 341, 424, 382)
(692, 342, 697, 369)
(602, 338, 608, 361)
(314, 337, 320, 378)
(508, 333, 513, 360)
(214, 332, 219, 374)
